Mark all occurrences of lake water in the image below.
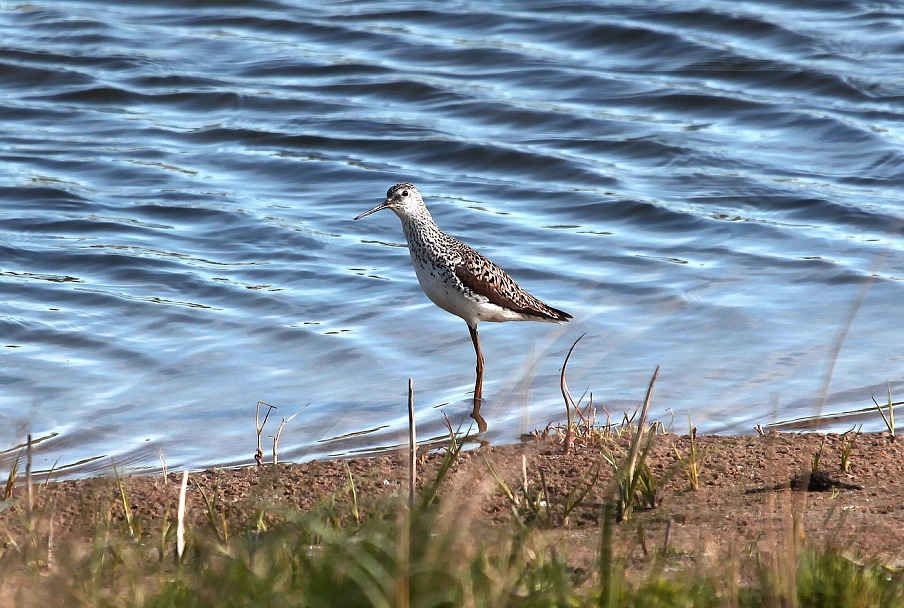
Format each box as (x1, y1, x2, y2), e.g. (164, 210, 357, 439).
(2, 0, 903, 479)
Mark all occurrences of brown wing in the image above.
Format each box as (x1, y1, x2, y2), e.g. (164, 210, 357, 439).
(453, 246, 571, 322)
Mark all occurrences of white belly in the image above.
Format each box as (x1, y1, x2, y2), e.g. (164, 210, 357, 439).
(409, 252, 530, 326)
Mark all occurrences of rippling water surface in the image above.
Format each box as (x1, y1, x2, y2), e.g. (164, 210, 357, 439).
(2, 0, 903, 478)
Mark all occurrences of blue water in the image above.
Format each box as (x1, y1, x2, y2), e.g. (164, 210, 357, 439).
(2, 0, 903, 478)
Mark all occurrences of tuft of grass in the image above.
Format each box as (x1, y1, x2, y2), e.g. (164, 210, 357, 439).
(487, 445, 603, 529)
(795, 546, 904, 608)
(539, 343, 663, 453)
(675, 413, 701, 491)
(484, 456, 521, 520)
(560, 459, 603, 527)
(344, 461, 360, 525)
(416, 428, 465, 512)
(636, 462, 657, 510)
(485, 454, 564, 530)
(872, 382, 896, 440)
(840, 425, 862, 473)
(112, 464, 141, 540)
(812, 435, 828, 474)
(603, 366, 660, 523)
(195, 474, 229, 543)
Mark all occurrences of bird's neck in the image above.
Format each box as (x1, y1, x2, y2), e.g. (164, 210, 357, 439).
(400, 209, 443, 244)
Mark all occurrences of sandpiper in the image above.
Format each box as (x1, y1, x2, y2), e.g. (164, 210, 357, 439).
(354, 183, 571, 431)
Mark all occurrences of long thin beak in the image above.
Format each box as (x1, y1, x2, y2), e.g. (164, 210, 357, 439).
(353, 199, 392, 220)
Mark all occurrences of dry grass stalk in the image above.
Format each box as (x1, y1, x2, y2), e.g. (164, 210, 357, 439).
(177, 470, 188, 562)
(812, 249, 884, 424)
(26, 434, 33, 513)
(4, 450, 20, 501)
(254, 401, 276, 466)
(272, 408, 304, 465)
(159, 449, 168, 484)
(407, 378, 417, 507)
(46, 500, 55, 569)
(113, 466, 137, 539)
(559, 334, 586, 455)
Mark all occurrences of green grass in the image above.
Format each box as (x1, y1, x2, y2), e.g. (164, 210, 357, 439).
(8, 505, 902, 608)
(603, 366, 660, 523)
(674, 414, 701, 491)
(3, 447, 903, 608)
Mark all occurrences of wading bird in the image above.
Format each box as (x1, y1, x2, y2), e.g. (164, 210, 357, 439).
(354, 183, 571, 431)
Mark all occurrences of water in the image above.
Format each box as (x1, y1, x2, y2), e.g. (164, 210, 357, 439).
(2, 0, 903, 478)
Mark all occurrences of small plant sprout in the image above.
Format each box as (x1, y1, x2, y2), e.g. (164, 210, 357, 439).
(674, 413, 700, 491)
(111, 464, 139, 539)
(871, 382, 896, 441)
(440, 412, 460, 452)
(418, 416, 465, 511)
(344, 462, 360, 525)
(560, 459, 603, 527)
(195, 475, 228, 543)
(840, 426, 862, 473)
(485, 457, 518, 512)
(812, 436, 828, 474)
(158, 508, 173, 563)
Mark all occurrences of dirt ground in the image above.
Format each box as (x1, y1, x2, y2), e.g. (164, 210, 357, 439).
(5, 432, 904, 574)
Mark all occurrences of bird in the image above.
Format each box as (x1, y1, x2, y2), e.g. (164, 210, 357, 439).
(354, 183, 571, 432)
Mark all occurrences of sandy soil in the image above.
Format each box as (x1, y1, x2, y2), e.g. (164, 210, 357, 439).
(4, 432, 904, 574)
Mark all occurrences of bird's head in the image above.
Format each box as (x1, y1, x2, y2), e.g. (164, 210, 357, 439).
(354, 183, 425, 221)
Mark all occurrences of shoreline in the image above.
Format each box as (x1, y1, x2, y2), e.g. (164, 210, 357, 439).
(5, 431, 903, 567)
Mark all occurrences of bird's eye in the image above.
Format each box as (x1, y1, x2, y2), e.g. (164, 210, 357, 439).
(401, 190, 409, 197)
